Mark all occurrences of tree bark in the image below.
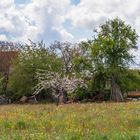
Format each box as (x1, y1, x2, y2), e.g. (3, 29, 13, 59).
(110, 76, 124, 102)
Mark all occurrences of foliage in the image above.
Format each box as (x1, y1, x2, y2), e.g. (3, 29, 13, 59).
(121, 70, 140, 92)
(2, 18, 140, 102)
(0, 73, 4, 94)
(71, 86, 91, 101)
(8, 41, 62, 100)
(32, 41, 92, 103)
(91, 18, 138, 101)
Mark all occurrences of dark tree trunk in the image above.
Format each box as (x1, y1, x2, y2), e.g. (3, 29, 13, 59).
(58, 89, 68, 105)
(2, 74, 9, 95)
(53, 89, 68, 106)
(110, 76, 124, 102)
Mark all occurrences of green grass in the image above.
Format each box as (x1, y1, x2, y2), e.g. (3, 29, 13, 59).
(0, 102, 140, 140)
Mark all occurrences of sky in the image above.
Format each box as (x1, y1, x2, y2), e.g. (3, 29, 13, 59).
(0, 0, 140, 66)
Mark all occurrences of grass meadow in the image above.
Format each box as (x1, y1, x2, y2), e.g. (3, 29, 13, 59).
(0, 102, 140, 140)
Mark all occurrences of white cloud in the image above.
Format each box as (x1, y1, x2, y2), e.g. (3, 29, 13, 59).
(0, 34, 8, 41)
(0, 0, 73, 42)
(67, 0, 140, 30)
(67, 0, 140, 65)
(22, 0, 74, 41)
(78, 38, 88, 43)
(0, 0, 14, 9)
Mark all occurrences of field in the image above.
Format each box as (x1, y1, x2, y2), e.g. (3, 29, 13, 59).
(0, 102, 140, 140)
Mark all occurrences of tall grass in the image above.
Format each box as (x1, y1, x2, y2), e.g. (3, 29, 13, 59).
(0, 102, 140, 140)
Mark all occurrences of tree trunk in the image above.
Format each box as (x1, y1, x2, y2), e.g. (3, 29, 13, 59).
(110, 76, 124, 102)
(2, 74, 9, 95)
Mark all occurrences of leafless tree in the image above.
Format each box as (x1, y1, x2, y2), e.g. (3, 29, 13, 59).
(0, 41, 21, 51)
(49, 41, 80, 75)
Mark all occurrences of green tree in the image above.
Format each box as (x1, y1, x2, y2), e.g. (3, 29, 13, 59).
(91, 18, 138, 101)
(121, 69, 140, 92)
(8, 41, 62, 100)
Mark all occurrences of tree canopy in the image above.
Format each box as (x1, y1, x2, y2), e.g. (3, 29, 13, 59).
(91, 18, 138, 101)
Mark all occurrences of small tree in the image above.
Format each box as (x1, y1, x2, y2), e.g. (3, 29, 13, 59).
(92, 18, 138, 101)
(32, 69, 86, 105)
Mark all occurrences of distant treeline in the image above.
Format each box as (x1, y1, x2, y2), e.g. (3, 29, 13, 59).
(0, 18, 140, 103)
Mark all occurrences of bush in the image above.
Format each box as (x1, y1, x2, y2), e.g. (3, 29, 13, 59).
(7, 41, 62, 101)
(69, 86, 90, 101)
